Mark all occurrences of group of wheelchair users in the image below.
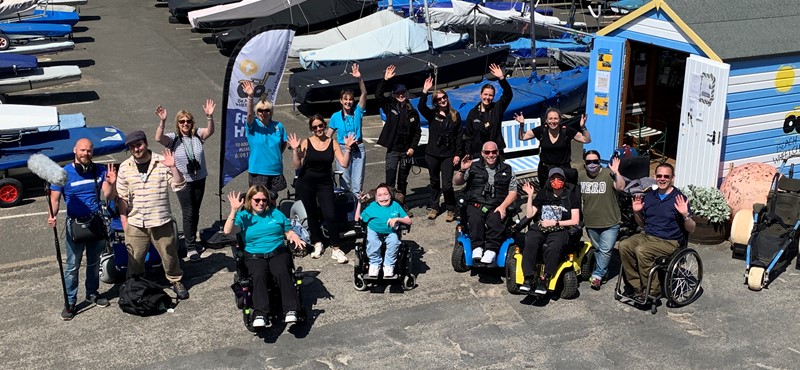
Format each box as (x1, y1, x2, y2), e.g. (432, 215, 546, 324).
(216, 63, 698, 328)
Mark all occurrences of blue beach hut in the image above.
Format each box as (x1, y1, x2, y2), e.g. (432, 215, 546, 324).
(583, 0, 800, 187)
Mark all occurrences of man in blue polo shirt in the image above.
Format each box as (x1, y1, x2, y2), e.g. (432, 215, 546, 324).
(242, 80, 288, 191)
(619, 163, 696, 299)
(48, 138, 117, 320)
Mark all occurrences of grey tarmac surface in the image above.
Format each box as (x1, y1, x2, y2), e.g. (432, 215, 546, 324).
(1, 1, 799, 369)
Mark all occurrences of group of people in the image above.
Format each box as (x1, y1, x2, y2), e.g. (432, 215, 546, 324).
(47, 63, 696, 322)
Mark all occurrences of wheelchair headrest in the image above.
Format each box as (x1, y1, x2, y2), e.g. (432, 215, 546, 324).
(778, 176, 800, 193)
(618, 155, 651, 181)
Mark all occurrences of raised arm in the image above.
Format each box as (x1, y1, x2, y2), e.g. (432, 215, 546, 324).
(102, 163, 117, 200)
(223, 191, 243, 234)
(154, 105, 172, 147)
(241, 80, 255, 127)
(198, 98, 216, 141)
(609, 157, 625, 191)
(351, 63, 367, 110)
(573, 114, 591, 143)
(288, 133, 305, 170)
(490, 63, 513, 113)
(417, 77, 435, 121)
(522, 182, 538, 219)
(515, 112, 535, 141)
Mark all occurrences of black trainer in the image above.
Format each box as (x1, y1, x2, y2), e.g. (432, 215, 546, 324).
(534, 276, 549, 295)
(519, 279, 533, 293)
(172, 282, 190, 300)
(61, 304, 76, 321)
(86, 294, 110, 307)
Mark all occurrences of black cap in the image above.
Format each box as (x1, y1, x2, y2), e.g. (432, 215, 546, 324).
(393, 84, 407, 94)
(548, 167, 565, 179)
(125, 130, 147, 146)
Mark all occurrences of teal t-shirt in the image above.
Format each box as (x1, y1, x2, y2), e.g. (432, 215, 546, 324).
(234, 207, 291, 254)
(328, 107, 364, 144)
(247, 118, 287, 176)
(361, 201, 407, 234)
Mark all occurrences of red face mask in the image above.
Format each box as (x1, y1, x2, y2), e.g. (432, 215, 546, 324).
(550, 178, 565, 190)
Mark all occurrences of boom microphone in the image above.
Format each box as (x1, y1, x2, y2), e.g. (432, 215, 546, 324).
(27, 154, 67, 186)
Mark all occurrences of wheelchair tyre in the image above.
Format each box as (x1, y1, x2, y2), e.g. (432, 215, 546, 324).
(451, 243, 469, 273)
(99, 252, 122, 284)
(243, 310, 257, 332)
(580, 247, 595, 281)
(559, 270, 579, 299)
(665, 248, 703, 305)
(402, 275, 416, 291)
(353, 274, 368, 291)
(505, 249, 520, 294)
(289, 200, 309, 229)
(729, 209, 753, 245)
(747, 266, 765, 291)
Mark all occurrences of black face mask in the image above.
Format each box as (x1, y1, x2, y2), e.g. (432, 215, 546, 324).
(74, 161, 94, 175)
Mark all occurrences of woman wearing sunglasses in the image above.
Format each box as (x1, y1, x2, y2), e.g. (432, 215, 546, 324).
(287, 114, 356, 263)
(516, 108, 591, 187)
(241, 80, 289, 192)
(418, 76, 461, 222)
(577, 150, 624, 290)
(224, 185, 306, 327)
(154, 99, 216, 261)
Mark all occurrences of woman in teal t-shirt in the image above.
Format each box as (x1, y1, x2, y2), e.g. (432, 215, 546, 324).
(355, 184, 412, 278)
(223, 185, 305, 328)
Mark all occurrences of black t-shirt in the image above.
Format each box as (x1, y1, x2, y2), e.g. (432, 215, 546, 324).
(136, 160, 150, 175)
(533, 184, 581, 221)
(532, 126, 578, 166)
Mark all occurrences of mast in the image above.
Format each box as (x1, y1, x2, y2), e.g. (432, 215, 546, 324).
(424, 0, 434, 53)
(530, 0, 536, 67)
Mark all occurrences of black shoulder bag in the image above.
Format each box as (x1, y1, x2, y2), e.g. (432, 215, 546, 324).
(69, 166, 107, 243)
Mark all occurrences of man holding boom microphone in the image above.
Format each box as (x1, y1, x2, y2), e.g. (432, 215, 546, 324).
(48, 138, 117, 321)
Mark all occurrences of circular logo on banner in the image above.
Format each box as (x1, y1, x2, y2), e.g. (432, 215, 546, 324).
(239, 59, 259, 76)
(775, 65, 795, 93)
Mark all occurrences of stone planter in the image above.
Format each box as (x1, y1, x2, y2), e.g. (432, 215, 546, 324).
(688, 215, 730, 245)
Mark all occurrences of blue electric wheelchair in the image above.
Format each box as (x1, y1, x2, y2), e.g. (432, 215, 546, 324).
(451, 198, 524, 274)
(230, 233, 306, 332)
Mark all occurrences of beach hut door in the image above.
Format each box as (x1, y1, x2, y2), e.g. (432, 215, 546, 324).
(674, 55, 730, 188)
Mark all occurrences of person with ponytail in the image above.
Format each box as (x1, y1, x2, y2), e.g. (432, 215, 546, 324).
(578, 150, 624, 290)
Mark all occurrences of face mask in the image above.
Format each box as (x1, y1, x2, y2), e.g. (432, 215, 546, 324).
(585, 163, 601, 173)
(377, 195, 391, 203)
(550, 178, 565, 190)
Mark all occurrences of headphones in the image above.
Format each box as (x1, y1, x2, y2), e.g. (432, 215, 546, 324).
(74, 161, 95, 175)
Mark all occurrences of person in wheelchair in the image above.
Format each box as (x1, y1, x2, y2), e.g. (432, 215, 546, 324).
(355, 183, 412, 278)
(453, 141, 518, 264)
(519, 168, 581, 295)
(619, 163, 695, 299)
(224, 185, 306, 328)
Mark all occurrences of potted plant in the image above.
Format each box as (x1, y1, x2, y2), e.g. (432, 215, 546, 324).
(681, 184, 732, 244)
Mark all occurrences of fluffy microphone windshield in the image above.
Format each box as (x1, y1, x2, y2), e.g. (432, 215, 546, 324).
(28, 154, 67, 186)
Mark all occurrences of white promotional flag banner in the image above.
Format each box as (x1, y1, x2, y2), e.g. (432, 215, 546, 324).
(220, 26, 295, 187)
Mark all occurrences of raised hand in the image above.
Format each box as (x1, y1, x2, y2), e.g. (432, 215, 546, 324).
(384, 64, 396, 81)
(240, 80, 254, 97)
(522, 181, 535, 197)
(227, 191, 244, 211)
(513, 112, 525, 124)
(452, 155, 460, 167)
(344, 133, 357, 148)
(632, 194, 644, 213)
(609, 156, 621, 173)
(155, 105, 167, 122)
(674, 194, 690, 217)
(203, 98, 216, 117)
(161, 149, 175, 168)
(460, 154, 473, 171)
(287, 133, 301, 150)
(350, 63, 362, 79)
(105, 163, 117, 185)
(580, 114, 587, 129)
(423, 76, 433, 94)
(489, 63, 504, 80)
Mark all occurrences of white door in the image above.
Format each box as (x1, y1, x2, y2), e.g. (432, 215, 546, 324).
(674, 55, 730, 188)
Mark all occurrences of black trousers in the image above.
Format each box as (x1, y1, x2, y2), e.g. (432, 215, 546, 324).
(466, 206, 505, 252)
(244, 251, 299, 317)
(522, 228, 569, 278)
(385, 151, 412, 195)
(296, 177, 340, 245)
(175, 177, 206, 247)
(425, 154, 456, 211)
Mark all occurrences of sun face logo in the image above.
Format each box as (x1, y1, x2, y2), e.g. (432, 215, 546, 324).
(239, 59, 258, 76)
(775, 65, 795, 93)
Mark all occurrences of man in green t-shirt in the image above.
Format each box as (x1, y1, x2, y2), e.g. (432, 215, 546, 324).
(578, 151, 624, 290)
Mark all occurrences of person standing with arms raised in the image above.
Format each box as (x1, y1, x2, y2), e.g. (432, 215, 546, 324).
(462, 63, 512, 159)
(328, 63, 367, 194)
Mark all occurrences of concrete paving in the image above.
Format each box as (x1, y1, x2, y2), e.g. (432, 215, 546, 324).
(1, 1, 800, 369)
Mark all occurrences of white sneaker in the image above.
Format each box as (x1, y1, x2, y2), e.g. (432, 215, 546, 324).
(252, 316, 266, 328)
(480, 250, 497, 264)
(331, 249, 348, 264)
(368, 264, 380, 277)
(472, 247, 484, 261)
(310, 242, 324, 259)
(284, 311, 298, 323)
(383, 265, 395, 278)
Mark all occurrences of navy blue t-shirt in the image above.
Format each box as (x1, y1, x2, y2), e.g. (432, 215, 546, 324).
(51, 163, 107, 218)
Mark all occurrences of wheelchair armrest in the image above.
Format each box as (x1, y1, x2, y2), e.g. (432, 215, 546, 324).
(566, 226, 582, 238)
(512, 216, 533, 233)
(753, 203, 765, 215)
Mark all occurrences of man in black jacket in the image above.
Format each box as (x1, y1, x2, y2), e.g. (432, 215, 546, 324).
(376, 64, 421, 200)
(462, 63, 513, 159)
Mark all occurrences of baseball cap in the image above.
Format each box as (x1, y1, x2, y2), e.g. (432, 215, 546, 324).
(548, 167, 565, 179)
(125, 130, 147, 146)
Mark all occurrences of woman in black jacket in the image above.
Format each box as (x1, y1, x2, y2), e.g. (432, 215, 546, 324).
(418, 76, 462, 222)
(462, 63, 512, 159)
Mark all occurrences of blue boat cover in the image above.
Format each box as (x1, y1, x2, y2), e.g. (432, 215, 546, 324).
(491, 35, 590, 58)
(0, 22, 72, 37)
(0, 126, 127, 171)
(0, 54, 37, 75)
(378, 0, 553, 15)
(398, 66, 589, 127)
(27, 9, 80, 26)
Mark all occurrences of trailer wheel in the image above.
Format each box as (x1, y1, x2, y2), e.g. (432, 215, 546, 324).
(0, 178, 23, 207)
(0, 35, 10, 51)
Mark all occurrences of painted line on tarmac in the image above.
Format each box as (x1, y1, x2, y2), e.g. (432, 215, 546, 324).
(0, 256, 53, 273)
(0, 210, 65, 220)
(365, 161, 385, 166)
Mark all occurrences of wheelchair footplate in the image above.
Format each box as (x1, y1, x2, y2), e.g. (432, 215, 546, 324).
(363, 274, 400, 280)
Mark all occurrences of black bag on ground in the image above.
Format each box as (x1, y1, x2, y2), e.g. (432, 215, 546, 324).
(118, 276, 172, 316)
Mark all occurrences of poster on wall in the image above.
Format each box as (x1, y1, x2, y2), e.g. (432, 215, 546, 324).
(597, 48, 612, 71)
(594, 96, 609, 116)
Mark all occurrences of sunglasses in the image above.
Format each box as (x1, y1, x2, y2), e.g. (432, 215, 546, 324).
(178, 119, 193, 124)
(482, 150, 498, 155)
(251, 198, 268, 203)
(311, 124, 325, 130)
(257, 109, 271, 114)
(655, 174, 672, 179)
(435, 96, 448, 102)
(585, 159, 600, 164)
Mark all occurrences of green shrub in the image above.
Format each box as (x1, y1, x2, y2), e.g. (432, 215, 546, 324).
(681, 185, 731, 224)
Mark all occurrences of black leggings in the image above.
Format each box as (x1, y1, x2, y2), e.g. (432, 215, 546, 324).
(425, 154, 456, 211)
(244, 251, 298, 317)
(522, 228, 569, 278)
(295, 177, 340, 245)
(175, 178, 205, 247)
(385, 151, 412, 195)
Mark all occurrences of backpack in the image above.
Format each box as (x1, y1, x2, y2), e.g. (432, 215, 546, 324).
(118, 276, 172, 316)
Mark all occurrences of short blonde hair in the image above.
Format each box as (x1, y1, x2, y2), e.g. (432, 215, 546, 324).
(173, 110, 197, 137)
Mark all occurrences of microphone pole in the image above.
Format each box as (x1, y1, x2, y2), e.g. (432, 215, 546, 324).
(46, 182, 70, 311)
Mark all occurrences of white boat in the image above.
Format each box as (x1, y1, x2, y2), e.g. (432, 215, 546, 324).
(188, 0, 307, 30)
(0, 40, 74, 55)
(289, 9, 404, 58)
(0, 65, 81, 94)
(40, 0, 88, 6)
(0, 0, 39, 21)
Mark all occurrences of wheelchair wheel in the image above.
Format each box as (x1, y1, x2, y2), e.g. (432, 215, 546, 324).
(402, 275, 416, 291)
(289, 200, 309, 229)
(747, 266, 765, 291)
(243, 310, 256, 332)
(451, 242, 469, 273)
(559, 270, 579, 299)
(729, 209, 753, 245)
(580, 247, 595, 281)
(99, 252, 122, 284)
(665, 248, 703, 306)
(353, 274, 368, 291)
(505, 248, 520, 294)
